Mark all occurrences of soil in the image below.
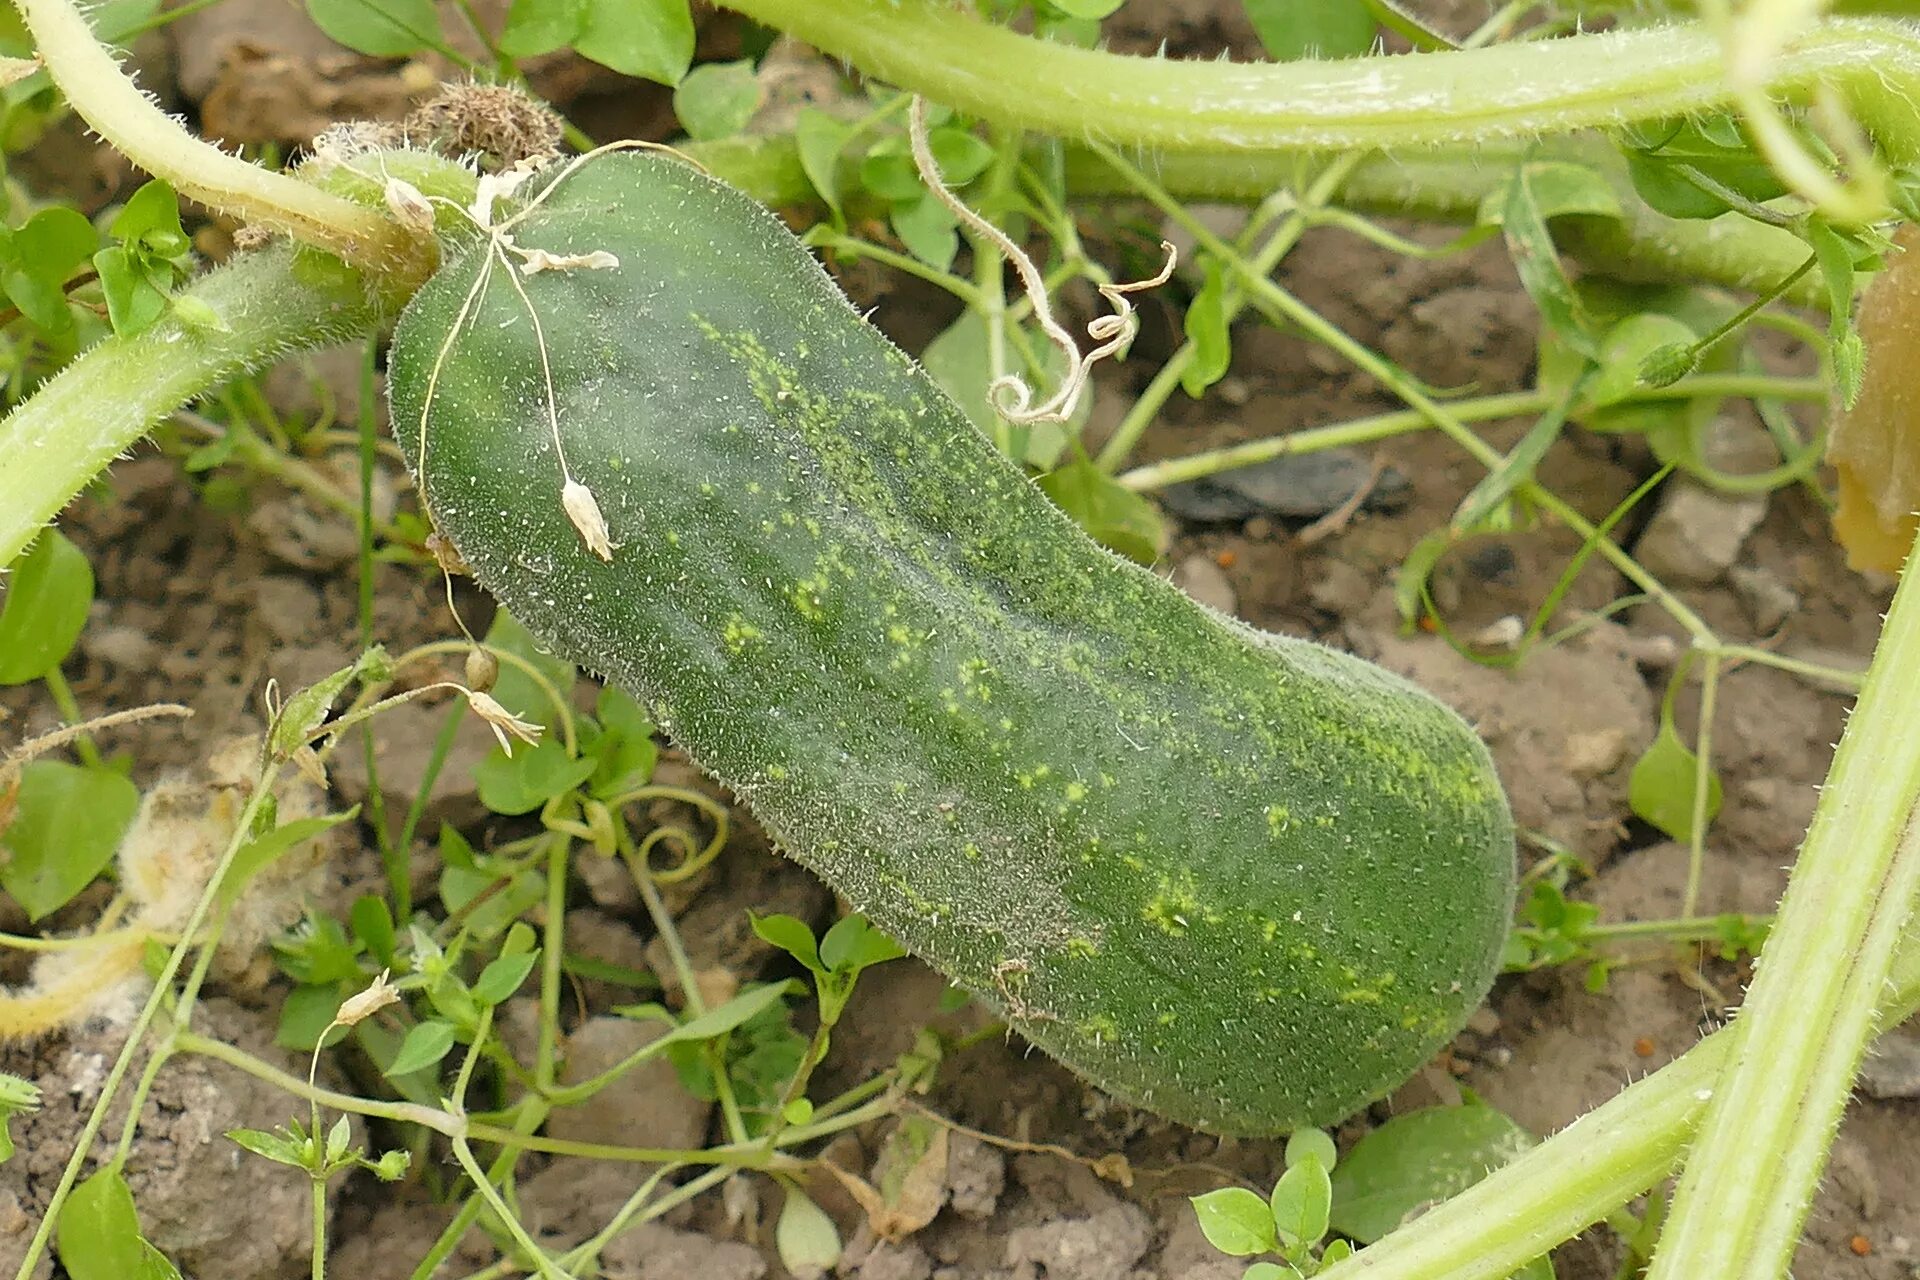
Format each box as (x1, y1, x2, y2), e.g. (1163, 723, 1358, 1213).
(1, 4, 1912, 1280)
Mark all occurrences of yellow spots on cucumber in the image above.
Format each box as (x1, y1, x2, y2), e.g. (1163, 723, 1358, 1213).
(1266, 804, 1292, 837)
(1065, 936, 1099, 959)
(1078, 1014, 1120, 1046)
(1016, 764, 1053, 790)
(1063, 780, 1088, 803)
(723, 615, 763, 654)
(767, 763, 788, 781)
(962, 840, 983, 861)
(791, 573, 829, 620)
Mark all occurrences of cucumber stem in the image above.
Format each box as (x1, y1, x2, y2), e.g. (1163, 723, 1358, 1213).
(15, 0, 426, 279)
(1647, 527, 1920, 1277)
(0, 246, 383, 568)
(718, 0, 1920, 163)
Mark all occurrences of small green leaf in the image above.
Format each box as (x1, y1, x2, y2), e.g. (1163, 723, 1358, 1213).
(782, 1097, 814, 1125)
(325, 1114, 352, 1164)
(795, 108, 854, 218)
(588, 683, 658, 797)
(108, 180, 187, 257)
(304, 0, 443, 56)
(60, 1170, 151, 1280)
(370, 1148, 412, 1180)
(1241, 1264, 1300, 1280)
(927, 126, 995, 186)
(275, 983, 347, 1052)
(890, 192, 959, 271)
(473, 737, 597, 816)
(674, 60, 763, 140)
(226, 1127, 308, 1169)
(1329, 1101, 1537, 1243)
(1180, 260, 1231, 397)
(2, 207, 97, 332)
(1582, 313, 1698, 411)
(271, 648, 386, 757)
(1047, 0, 1126, 16)
(1474, 162, 1619, 225)
(350, 895, 396, 965)
(500, 0, 585, 57)
(1038, 458, 1166, 565)
(775, 1185, 843, 1275)
(1269, 1154, 1331, 1248)
(751, 912, 823, 972)
(0, 761, 139, 920)
(0, 1072, 39, 1164)
(1190, 1186, 1278, 1257)
(1284, 1128, 1337, 1173)
(386, 1019, 458, 1078)
(0, 528, 93, 683)
(621, 980, 798, 1049)
(1243, 0, 1375, 60)
(574, 0, 695, 84)
(438, 863, 547, 940)
(1628, 718, 1722, 841)
(1501, 164, 1595, 359)
(473, 949, 541, 1004)
(819, 914, 908, 974)
(217, 810, 357, 906)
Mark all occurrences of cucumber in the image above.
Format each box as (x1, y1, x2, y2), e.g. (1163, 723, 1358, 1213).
(388, 151, 1515, 1135)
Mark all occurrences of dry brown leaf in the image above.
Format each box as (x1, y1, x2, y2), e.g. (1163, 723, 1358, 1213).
(821, 1117, 949, 1242)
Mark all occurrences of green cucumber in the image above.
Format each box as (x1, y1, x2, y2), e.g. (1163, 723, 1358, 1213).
(388, 151, 1515, 1135)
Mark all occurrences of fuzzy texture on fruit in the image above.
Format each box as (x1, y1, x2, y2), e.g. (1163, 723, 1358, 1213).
(388, 151, 1516, 1134)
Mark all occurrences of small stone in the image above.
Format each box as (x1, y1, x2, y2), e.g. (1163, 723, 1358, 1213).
(1633, 483, 1768, 585)
(1859, 1025, 1920, 1100)
(1159, 449, 1411, 523)
(1172, 554, 1236, 615)
(1465, 1007, 1502, 1036)
(1562, 728, 1628, 778)
(1004, 1204, 1152, 1280)
(1215, 375, 1251, 406)
(1729, 564, 1801, 633)
(946, 1133, 1005, 1220)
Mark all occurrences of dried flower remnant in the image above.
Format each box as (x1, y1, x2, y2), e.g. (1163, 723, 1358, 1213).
(1828, 225, 1920, 572)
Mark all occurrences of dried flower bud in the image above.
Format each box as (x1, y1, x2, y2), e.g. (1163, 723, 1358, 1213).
(334, 969, 400, 1028)
(464, 646, 500, 694)
(561, 478, 617, 562)
(383, 178, 436, 236)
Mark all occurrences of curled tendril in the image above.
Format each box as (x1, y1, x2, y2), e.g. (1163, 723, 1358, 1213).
(610, 785, 731, 884)
(906, 95, 1175, 426)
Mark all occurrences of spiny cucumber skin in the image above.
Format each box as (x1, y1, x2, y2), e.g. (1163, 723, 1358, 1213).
(390, 153, 1516, 1135)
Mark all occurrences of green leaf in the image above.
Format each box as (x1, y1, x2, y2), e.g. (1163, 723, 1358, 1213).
(386, 1019, 458, 1078)
(890, 192, 958, 271)
(575, 0, 695, 84)
(350, 894, 396, 966)
(775, 1185, 843, 1275)
(795, 108, 855, 218)
(500, 0, 585, 57)
(1243, 0, 1375, 60)
(108, 180, 187, 257)
(226, 1127, 308, 1169)
(1285, 1128, 1337, 1173)
(0, 1072, 39, 1164)
(1190, 1186, 1278, 1257)
(1329, 1101, 1537, 1243)
(1180, 260, 1231, 397)
(1241, 1265, 1299, 1280)
(2, 207, 97, 332)
(473, 949, 540, 1004)
(217, 810, 357, 906)
(819, 914, 907, 973)
(1628, 718, 1722, 841)
(927, 126, 996, 186)
(1501, 165, 1595, 360)
(60, 1170, 151, 1280)
(276, 982, 348, 1052)
(1048, 0, 1126, 16)
(304, 0, 443, 56)
(622, 980, 797, 1049)
(0, 529, 93, 683)
(0, 761, 139, 920)
(1269, 1155, 1331, 1248)
(1475, 162, 1619, 225)
(439, 863, 547, 940)
(1037, 458, 1165, 565)
(588, 683, 658, 796)
(920, 310, 1077, 465)
(271, 648, 386, 757)
(1582, 313, 1698, 412)
(473, 737, 597, 815)
(750, 911, 823, 972)
(859, 144, 926, 203)
(1451, 395, 1573, 533)
(674, 60, 763, 140)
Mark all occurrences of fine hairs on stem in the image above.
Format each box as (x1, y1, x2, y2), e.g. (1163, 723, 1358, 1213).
(905, 96, 1175, 425)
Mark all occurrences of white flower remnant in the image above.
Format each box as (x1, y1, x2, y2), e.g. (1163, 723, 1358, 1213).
(334, 969, 400, 1028)
(383, 178, 435, 236)
(561, 477, 617, 562)
(465, 690, 543, 755)
(516, 246, 619, 275)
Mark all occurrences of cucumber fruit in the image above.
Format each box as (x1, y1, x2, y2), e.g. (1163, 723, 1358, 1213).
(388, 151, 1515, 1135)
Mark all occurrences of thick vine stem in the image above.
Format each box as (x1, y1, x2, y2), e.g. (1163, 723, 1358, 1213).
(0, 245, 383, 568)
(719, 0, 1920, 163)
(1315, 924, 1920, 1280)
(1642, 541, 1920, 1274)
(16, 0, 428, 282)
